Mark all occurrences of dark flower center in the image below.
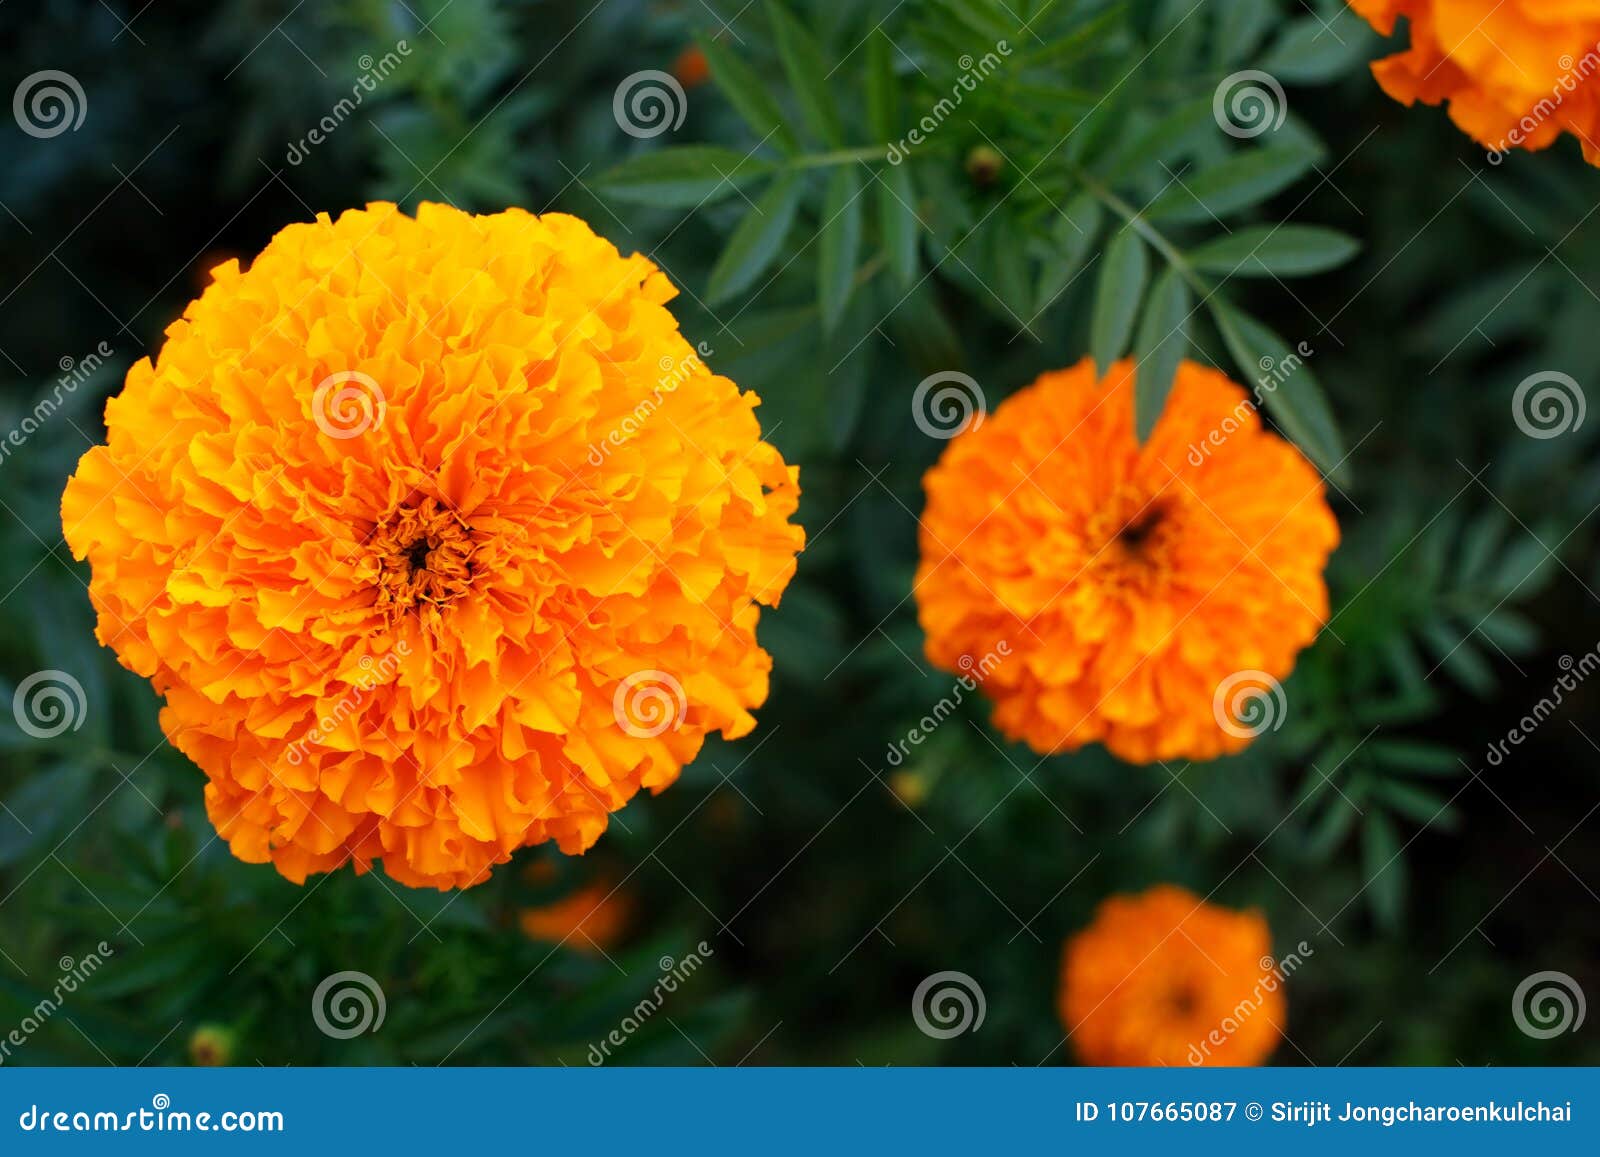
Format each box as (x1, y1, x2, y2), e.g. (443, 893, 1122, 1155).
(370, 496, 476, 619)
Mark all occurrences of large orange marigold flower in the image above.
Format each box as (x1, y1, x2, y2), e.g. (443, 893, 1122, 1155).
(61, 202, 803, 890)
(914, 358, 1337, 764)
(1350, 0, 1600, 165)
(1060, 885, 1286, 1067)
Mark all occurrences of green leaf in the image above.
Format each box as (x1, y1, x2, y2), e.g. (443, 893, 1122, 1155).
(879, 164, 919, 288)
(1132, 268, 1191, 440)
(1090, 228, 1149, 373)
(1212, 0, 1277, 68)
(1035, 193, 1103, 312)
(1362, 811, 1406, 930)
(1211, 302, 1345, 476)
(1105, 96, 1215, 181)
(706, 173, 806, 304)
(1368, 739, 1463, 776)
(1146, 145, 1320, 224)
(865, 32, 898, 144)
(819, 167, 864, 332)
(598, 147, 776, 208)
(1187, 225, 1360, 277)
(767, 0, 844, 147)
(1372, 779, 1456, 829)
(696, 34, 797, 153)
(1260, 13, 1374, 84)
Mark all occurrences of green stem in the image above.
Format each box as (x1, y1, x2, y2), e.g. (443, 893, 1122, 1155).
(1071, 166, 1211, 297)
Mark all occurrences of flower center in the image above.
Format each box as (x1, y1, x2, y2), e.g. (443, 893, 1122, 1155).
(1117, 504, 1166, 551)
(1164, 981, 1201, 1020)
(370, 496, 477, 619)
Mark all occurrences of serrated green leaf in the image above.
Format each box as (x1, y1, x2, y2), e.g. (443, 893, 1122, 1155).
(879, 164, 919, 288)
(706, 173, 806, 304)
(1090, 228, 1149, 373)
(819, 167, 863, 332)
(598, 147, 777, 208)
(1133, 268, 1191, 440)
(1187, 225, 1360, 277)
(1146, 145, 1319, 224)
(1211, 302, 1345, 476)
(696, 34, 797, 153)
(767, 0, 844, 147)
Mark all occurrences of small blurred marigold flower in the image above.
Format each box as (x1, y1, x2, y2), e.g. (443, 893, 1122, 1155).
(1350, 0, 1600, 165)
(1060, 885, 1285, 1067)
(62, 202, 803, 891)
(914, 358, 1337, 764)
(519, 878, 631, 953)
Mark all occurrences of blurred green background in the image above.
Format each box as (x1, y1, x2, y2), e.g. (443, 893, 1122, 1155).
(1, 0, 1597, 1066)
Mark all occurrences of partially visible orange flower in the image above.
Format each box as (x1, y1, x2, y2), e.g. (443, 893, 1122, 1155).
(672, 46, 711, 89)
(520, 879, 631, 953)
(914, 358, 1337, 765)
(1350, 0, 1600, 164)
(62, 202, 804, 891)
(1060, 885, 1285, 1067)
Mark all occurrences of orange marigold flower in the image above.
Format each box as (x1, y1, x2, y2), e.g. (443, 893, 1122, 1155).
(1060, 885, 1285, 1067)
(1350, 0, 1600, 165)
(61, 202, 803, 891)
(914, 358, 1337, 764)
(520, 879, 631, 953)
